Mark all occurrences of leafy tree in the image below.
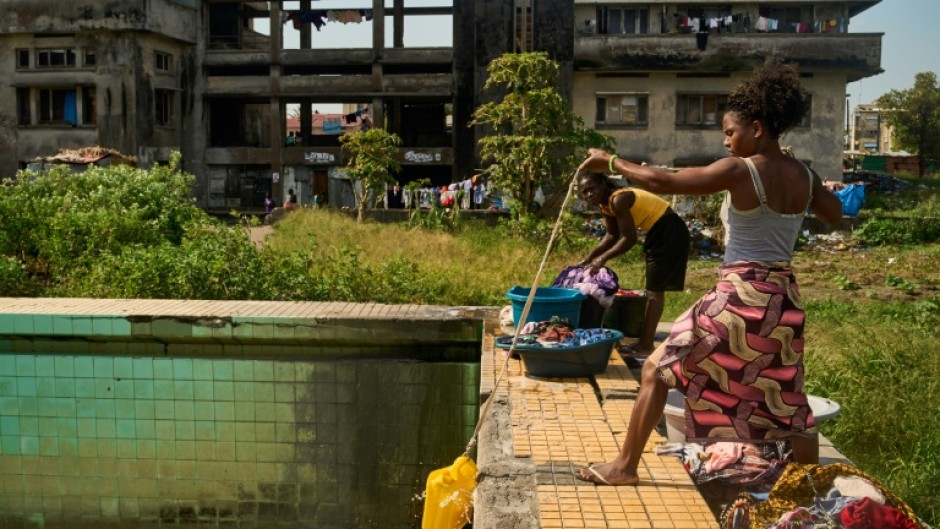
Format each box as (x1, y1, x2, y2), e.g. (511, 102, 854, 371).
(878, 72, 940, 177)
(471, 52, 612, 218)
(339, 128, 402, 222)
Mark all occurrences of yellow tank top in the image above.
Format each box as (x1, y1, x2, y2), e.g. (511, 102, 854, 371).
(598, 188, 670, 232)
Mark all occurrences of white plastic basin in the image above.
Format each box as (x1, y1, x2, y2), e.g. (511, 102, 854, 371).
(662, 389, 841, 443)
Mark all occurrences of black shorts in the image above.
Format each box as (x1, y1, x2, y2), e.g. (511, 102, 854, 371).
(643, 213, 690, 292)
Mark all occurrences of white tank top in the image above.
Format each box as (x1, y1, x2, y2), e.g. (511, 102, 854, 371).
(721, 157, 814, 264)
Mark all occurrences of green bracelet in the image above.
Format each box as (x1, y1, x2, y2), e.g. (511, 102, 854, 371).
(608, 154, 618, 174)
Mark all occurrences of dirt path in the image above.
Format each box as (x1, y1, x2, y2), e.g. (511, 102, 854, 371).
(249, 226, 273, 248)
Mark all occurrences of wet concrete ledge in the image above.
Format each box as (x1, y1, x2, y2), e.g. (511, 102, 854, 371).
(0, 298, 485, 361)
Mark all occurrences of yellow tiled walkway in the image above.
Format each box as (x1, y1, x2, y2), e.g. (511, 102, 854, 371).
(481, 329, 717, 529)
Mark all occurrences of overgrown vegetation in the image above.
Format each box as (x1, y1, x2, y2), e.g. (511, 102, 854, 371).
(1, 160, 938, 525)
(805, 298, 940, 525)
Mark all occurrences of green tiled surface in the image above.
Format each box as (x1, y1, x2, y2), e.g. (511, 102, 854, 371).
(0, 351, 480, 528)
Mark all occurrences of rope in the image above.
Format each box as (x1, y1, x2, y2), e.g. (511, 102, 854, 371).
(464, 168, 582, 455)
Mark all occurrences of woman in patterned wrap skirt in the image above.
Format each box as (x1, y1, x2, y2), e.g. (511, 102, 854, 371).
(576, 60, 844, 486)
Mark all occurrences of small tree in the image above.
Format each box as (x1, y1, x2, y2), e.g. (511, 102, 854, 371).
(878, 72, 940, 177)
(339, 128, 402, 222)
(471, 52, 612, 219)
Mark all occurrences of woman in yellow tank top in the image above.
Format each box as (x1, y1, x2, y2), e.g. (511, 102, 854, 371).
(577, 172, 691, 357)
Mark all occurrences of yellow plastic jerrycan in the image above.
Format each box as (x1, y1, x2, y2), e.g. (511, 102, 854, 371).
(422, 454, 478, 529)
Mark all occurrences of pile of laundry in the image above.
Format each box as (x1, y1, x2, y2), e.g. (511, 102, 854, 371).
(656, 442, 926, 529)
(656, 441, 789, 488)
(718, 463, 925, 529)
(511, 320, 616, 348)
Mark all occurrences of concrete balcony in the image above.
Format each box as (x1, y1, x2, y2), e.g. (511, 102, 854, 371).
(203, 48, 453, 68)
(206, 73, 451, 97)
(575, 32, 883, 81)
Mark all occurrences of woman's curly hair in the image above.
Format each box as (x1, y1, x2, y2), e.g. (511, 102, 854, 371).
(726, 59, 809, 139)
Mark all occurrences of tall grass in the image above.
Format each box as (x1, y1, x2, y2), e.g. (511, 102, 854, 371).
(805, 298, 940, 525)
(266, 208, 711, 311)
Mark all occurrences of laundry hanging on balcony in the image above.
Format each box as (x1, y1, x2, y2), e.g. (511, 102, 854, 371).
(281, 9, 374, 31)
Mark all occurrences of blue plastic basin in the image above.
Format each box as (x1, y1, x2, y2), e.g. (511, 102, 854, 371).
(495, 330, 623, 377)
(506, 286, 586, 328)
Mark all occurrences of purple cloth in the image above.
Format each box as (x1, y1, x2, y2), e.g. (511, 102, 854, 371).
(552, 266, 619, 308)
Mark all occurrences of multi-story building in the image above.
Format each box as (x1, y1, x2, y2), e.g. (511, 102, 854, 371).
(850, 102, 893, 153)
(0, 0, 197, 177)
(570, 0, 883, 179)
(0, 0, 883, 212)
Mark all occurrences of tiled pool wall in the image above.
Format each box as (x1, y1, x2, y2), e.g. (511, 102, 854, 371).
(0, 305, 483, 529)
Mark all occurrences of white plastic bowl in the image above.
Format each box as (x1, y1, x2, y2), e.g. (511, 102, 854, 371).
(662, 389, 841, 443)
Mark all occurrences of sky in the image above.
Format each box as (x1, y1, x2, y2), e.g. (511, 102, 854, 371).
(846, 0, 940, 107)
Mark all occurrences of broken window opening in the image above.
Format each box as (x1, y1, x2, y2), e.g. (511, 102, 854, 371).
(209, 99, 271, 147)
(398, 101, 451, 148)
(284, 101, 370, 147)
(17, 88, 31, 126)
(155, 89, 174, 127)
(208, 2, 271, 50)
(16, 49, 30, 69)
(83, 47, 96, 67)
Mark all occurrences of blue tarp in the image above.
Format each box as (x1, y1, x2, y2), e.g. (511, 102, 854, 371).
(834, 183, 865, 216)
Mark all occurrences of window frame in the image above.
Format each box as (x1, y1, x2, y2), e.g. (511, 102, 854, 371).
(16, 49, 30, 69)
(83, 47, 96, 67)
(597, 6, 650, 35)
(155, 89, 174, 127)
(595, 92, 649, 128)
(38, 88, 72, 124)
(675, 93, 728, 128)
(36, 48, 77, 68)
(155, 51, 173, 73)
(16, 88, 31, 126)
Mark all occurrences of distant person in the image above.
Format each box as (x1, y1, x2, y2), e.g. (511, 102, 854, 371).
(577, 172, 690, 356)
(285, 188, 298, 211)
(387, 184, 404, 209)
(359, 115, 372, 132)
(575, 59, 842, 487)
(264, 193, 276, 213)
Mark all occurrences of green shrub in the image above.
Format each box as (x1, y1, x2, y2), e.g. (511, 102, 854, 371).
(0, 256, 34, 296)
(853, 196, 940, 245)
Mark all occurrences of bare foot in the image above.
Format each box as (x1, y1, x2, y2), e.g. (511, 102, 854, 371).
(576, 461, 640, 486)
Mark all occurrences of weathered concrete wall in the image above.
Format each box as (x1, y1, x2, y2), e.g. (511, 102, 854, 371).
(574, 33, 882, 79)
(572, 69, 848, 178)
(0, 0, 196, 44)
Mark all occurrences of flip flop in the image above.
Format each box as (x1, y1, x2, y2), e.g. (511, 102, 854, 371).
(617, 342, 644, 353)
(575, 465, 612, 486)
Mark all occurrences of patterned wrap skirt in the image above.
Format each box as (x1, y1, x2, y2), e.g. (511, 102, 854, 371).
(657, 261, 818, 443)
